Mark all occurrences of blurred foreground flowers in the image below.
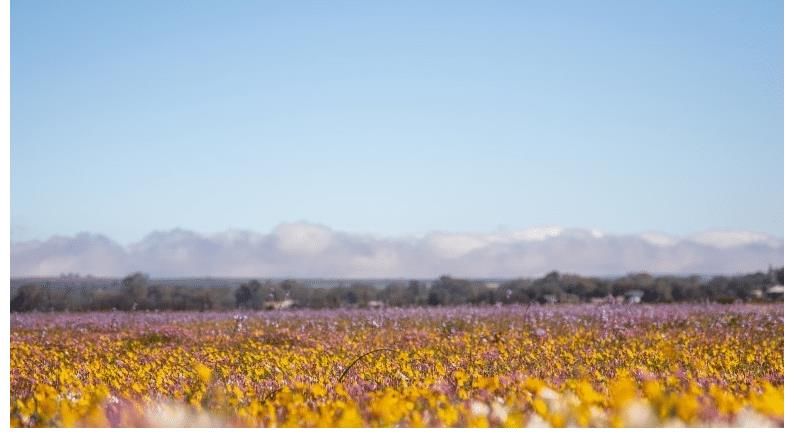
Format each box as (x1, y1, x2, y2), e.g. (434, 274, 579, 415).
(10, 304, 783, 427)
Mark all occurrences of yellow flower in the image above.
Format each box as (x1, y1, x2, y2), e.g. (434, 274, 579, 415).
(195, 363, 213, 384)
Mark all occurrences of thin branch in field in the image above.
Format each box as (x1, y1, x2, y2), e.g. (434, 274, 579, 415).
(336, 348, 398, 383)
(265, 387, 282, 401)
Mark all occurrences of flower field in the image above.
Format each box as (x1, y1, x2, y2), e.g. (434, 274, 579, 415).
(10, 304, 783, 428)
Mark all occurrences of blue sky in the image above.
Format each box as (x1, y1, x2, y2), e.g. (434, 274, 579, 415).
(11, 0, 783, 244)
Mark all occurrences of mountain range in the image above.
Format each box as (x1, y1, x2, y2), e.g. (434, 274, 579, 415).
(10, 222, 783, 278)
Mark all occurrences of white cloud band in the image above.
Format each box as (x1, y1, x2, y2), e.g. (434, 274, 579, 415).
(10, 223, 783, 278)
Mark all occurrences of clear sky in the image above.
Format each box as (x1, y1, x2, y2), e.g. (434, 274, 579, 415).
(11, 0, 783, 244)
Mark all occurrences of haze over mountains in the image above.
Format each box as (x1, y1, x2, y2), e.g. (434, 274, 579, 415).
(10, 222, 783, 278)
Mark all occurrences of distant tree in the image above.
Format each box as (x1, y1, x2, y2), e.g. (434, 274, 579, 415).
(407, 280, 425, 305)
(189, 291, 212, 311)
(278, 280, 310, 306)
(429, 276, 480, 306)
(235, 280, 262, 309)
(148, 285, 173, 309)
(378, 283, 405, 306)
(344, 290, 358, 306)
(350, 283, 377, 306)
(650, 278, 674, 303)
(7, 267, 787, 312)
(427, 291, 442, 307)
(121, 273, 148, 309)
(306, 287, 331, 308)
(11, 284, 45, 312)
(279, 279, 297, 293)
(535, 272, 563, 298)
(671, 276, 702, 302)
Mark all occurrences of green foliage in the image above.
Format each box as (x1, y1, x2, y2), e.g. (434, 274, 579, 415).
(9, 267, 784, 312)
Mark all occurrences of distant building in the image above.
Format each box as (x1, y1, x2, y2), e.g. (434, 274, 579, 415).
(765, 285, 784, 300)
(543, 294, 558, 304)
(263, 299, 294, 310)
(367, 300, 385, 309)
(625, 290, 644, 304)
(591, 294, 616, 305)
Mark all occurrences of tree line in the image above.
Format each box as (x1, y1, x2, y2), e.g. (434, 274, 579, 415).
(10, 268, 784, 312)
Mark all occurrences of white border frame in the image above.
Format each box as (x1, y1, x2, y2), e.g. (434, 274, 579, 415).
(1, 0, 789, 446)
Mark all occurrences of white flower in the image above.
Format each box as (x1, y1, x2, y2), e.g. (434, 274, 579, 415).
(538, 387, 560, 401)
(621, 399, 659, 427)
(490, 401, 508, 424)
(526, 414, 549, 428)
(735, 408, 775, 428)
(470, 400, 489, 417)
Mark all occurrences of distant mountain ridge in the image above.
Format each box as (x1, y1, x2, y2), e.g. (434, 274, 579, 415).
(11, 223, 783, 278)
